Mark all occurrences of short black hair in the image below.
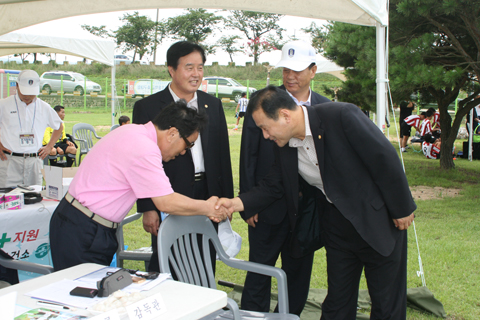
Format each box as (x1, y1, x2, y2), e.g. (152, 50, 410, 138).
(427, 107, 436, 114)
(53, 105, 64, 112)
(153, 100, 208, 138)
(423, 133, 436, 144)
(425, 110, 434, 118)
(119, 115, 130, 125)
(246, 85, 297, 120)
(241, 92, 246, 98)
(167, 41, 206, 74)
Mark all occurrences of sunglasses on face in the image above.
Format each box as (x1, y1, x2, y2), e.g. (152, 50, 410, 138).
(181, 135, 195, 149)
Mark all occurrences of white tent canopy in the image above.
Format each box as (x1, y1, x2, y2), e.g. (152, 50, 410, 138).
(0, 31, 115, 66)
(0, 30, 117, 125)
(0, 0, 388, 130)
(0, 1, 387, 36)
(316, 60, 346, 81)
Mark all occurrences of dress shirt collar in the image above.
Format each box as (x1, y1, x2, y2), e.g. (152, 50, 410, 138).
(289, 106, 311, 148)
(168, 84, 198, 109)
(286, 89, 312, 107)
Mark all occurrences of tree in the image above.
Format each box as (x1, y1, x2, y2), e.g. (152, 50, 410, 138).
(243, 37, 278, 64)
(391, 0, 480, 169)
(81, 25, 111, 38)
(218, 35, 242, 63)
(319, 0, 480, 169)
(224, 11, 284, 64)
(115, 12, 158, 62)
(82, 12, 161, 62)
(165, 8, 221, 54)
(302, 22, 329, 53)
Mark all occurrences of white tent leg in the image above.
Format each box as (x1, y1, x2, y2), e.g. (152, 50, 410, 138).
(111, 65, 116, 127)
(376, 22, 387, 133)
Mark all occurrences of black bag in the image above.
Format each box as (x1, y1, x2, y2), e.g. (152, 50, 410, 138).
(290, 176, 323, 258)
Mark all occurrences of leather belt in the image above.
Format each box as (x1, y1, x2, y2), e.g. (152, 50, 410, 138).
(194, 172, 205, 182)
(4, 151, 39, 157)
(65, 192, 118, 229)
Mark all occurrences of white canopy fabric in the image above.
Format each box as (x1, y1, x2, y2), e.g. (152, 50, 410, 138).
(0, 0, 388, 37)
(0, 30, 117, 125)
(316, 60, 346, 81)
(0, 32, 115, 66)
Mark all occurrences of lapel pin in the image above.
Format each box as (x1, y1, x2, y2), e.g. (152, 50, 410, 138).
(318, 135, 322, 139)
(205, 104, 208, 108)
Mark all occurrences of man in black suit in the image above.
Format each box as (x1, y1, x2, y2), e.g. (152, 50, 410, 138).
(219, 86, 416, 320)
(240, 41, 330, 315)
(132, 41, 234, 272)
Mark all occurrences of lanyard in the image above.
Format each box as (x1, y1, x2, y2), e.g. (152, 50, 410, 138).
(14, 95, 36, 132)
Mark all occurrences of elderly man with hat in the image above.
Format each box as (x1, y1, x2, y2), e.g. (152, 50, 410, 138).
(238, 41, 330, 315)
(0, 70, 63, 188)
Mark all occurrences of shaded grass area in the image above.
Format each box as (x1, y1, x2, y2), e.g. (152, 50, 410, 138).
(63, 106, 480, 320)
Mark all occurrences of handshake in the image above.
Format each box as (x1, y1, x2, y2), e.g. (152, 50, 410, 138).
(205, 196, 244, 222)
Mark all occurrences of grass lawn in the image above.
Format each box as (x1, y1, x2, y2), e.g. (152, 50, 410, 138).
(61, 103, 480, 320)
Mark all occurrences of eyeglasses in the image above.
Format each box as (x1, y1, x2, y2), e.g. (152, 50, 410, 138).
(181, 135, 195, 149)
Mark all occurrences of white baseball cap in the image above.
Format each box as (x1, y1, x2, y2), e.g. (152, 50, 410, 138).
(275, 41, 317, 72)
(16, 70, 40, 96)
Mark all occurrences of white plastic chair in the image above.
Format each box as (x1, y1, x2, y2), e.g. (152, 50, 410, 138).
(157, 215, 299, 320)
(115, 212, 152, 269)
(72, 123, 102, 165)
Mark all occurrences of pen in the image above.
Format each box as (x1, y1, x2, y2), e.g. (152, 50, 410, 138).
(37, 300, 72, 310)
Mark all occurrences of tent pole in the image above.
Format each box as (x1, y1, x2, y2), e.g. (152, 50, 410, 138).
(376, 22, 387, 133)
(111, 65, 116, 127)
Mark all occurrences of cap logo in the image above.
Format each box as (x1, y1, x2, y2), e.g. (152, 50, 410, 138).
(288, 48, 295, 58)
(28, 80, 33, 85)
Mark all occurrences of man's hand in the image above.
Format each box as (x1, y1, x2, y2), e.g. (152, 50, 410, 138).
(245, 214, 259, 228)
(206, 196, 229, 222)
(142, 210, 160, 236)
(0, 141, 11, 161)
(393, 213, 415, 230)
(67, 141, 74, 147)
(37, 146, 50, 160)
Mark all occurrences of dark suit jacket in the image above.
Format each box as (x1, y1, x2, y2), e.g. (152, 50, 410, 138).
(132, 87, 234, 211)
(239, 85, 330, 225)
(239, 102, 416, 257)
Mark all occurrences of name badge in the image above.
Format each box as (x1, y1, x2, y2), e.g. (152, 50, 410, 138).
(20, 133, 35, 148)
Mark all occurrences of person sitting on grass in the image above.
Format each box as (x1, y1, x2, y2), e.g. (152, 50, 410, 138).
(422, 133, 441, 159)
(119, 115, 130, 126)
(42, 105, 77, 167)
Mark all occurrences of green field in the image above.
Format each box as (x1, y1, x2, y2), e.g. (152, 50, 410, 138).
(60, 104, 479, 320)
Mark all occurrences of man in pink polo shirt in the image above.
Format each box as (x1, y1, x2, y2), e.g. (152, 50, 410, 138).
(49, 100, 229, 271)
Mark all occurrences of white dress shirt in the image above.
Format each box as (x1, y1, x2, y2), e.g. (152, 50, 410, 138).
(169, 85, 205, 173)
(288, 105, 330, 202)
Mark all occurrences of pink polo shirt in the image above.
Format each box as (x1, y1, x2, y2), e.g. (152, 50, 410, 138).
(68, 122, 173, 223)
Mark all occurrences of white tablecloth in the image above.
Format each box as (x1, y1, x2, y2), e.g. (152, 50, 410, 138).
(0, 200, 59, 280)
